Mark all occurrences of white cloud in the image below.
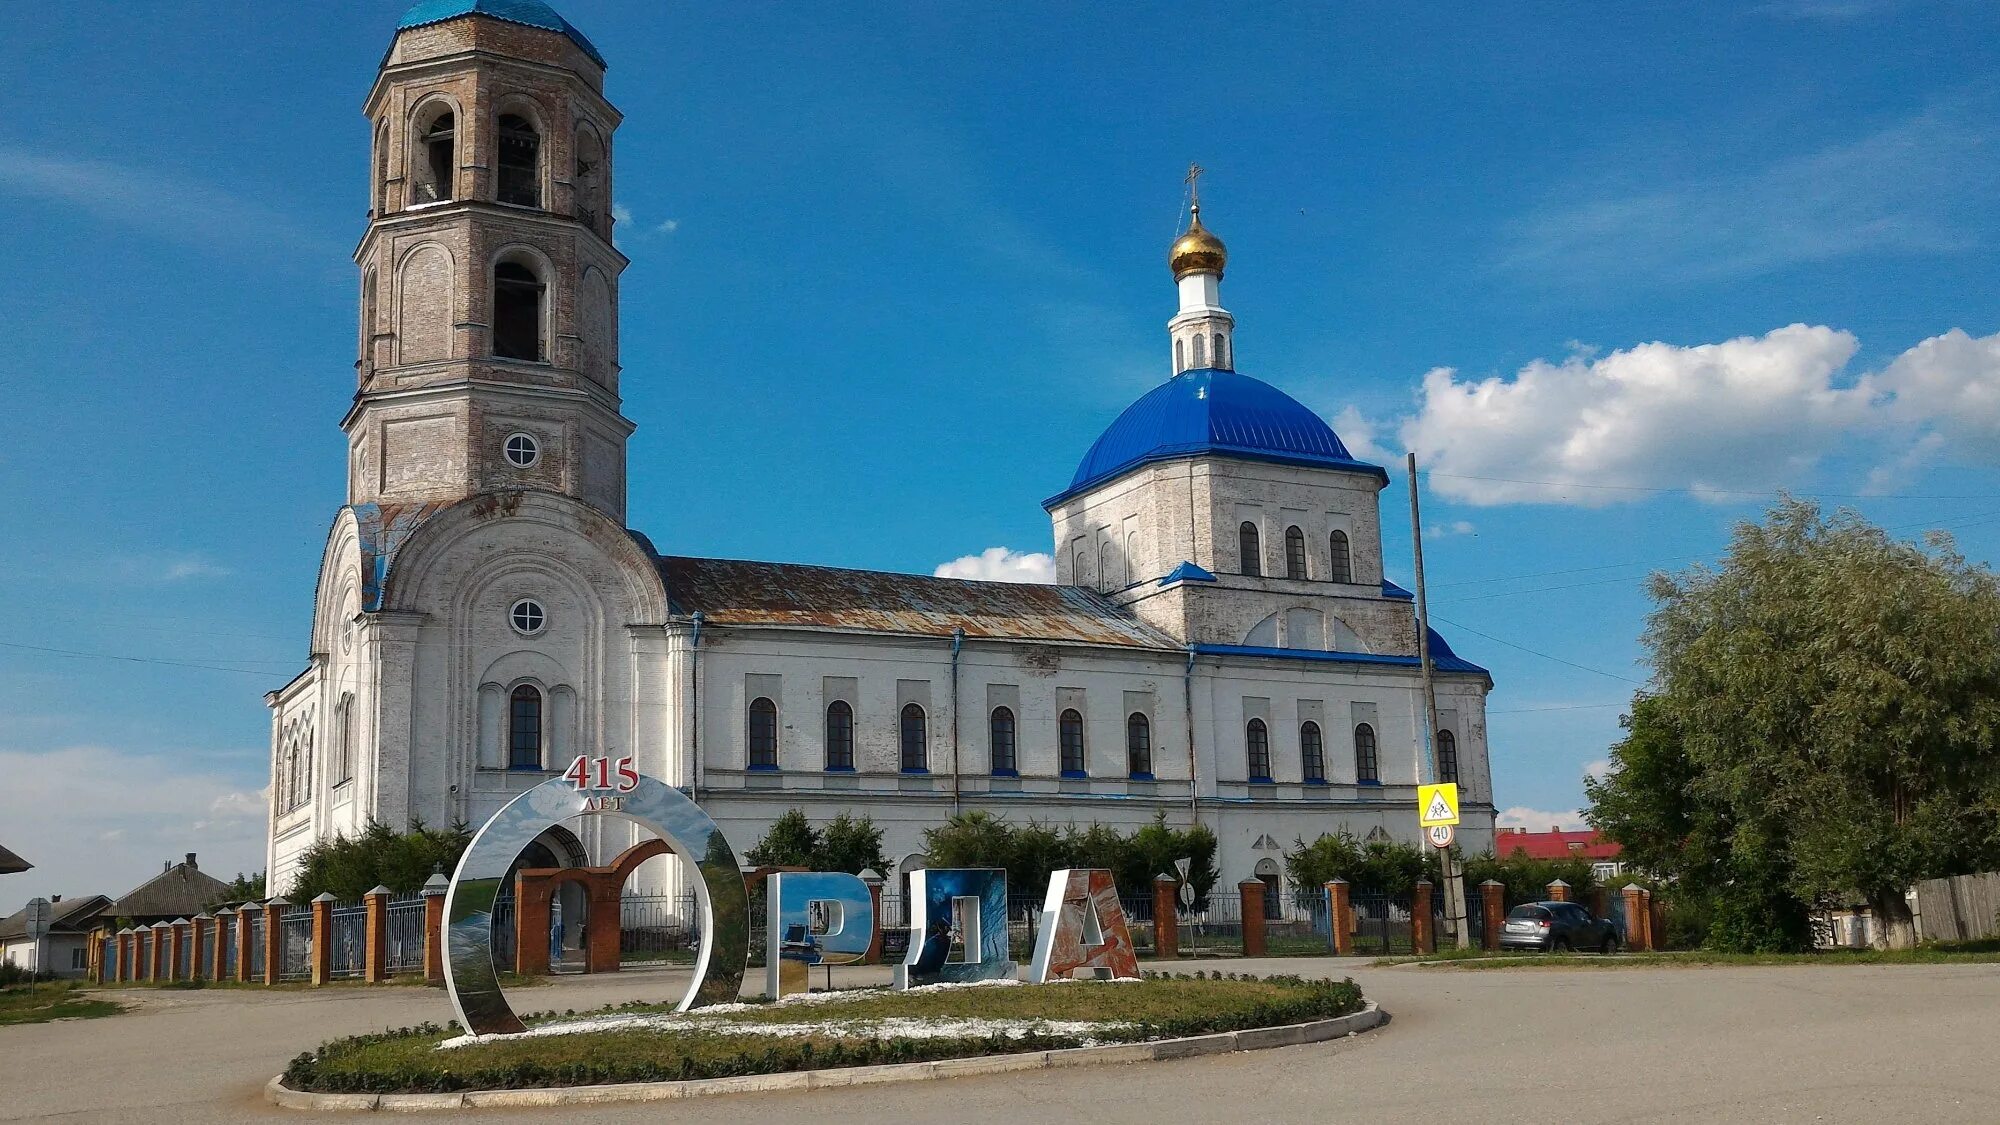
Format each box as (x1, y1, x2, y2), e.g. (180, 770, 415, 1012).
(1426, 520, 1477, 539)
(0, 746, 267, 913)
(1583, 758, 1611, 781)
(657, 218, 680, 234)
(612, 202, 634, 225)
(110, 552, 232, 584)
(1496, 806, 1587, 831)
(933, 547, 1056, 584)
(1401, 324, 2000, 506)
(1331, 405, 1391, 465)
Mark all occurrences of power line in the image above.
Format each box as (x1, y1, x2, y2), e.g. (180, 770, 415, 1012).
(1423, 470, 1992, 502)
(1426, 612, 1648, 686)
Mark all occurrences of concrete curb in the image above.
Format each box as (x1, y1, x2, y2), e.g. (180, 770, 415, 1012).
(267, 1001, 1387, 1112)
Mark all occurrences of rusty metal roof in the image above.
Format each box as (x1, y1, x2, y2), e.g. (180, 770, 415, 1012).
(655, 555, 1179, 649)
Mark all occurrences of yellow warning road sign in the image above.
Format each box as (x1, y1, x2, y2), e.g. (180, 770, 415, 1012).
(1418, 782, 1460, 827)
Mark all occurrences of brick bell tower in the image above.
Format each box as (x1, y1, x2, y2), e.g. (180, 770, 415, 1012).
(350, 1, 630, 520)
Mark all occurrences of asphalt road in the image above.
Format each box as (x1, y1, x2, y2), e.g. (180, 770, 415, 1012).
(4, 958, 1997, 1123)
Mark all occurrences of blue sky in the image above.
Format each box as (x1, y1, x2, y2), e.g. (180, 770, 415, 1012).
(4, 0, 1998, 906)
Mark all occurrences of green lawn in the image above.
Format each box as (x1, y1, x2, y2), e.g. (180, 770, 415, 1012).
(286, 974, 1366, 1094)
(0, 983, 126, 1026)
(1376, 939, 2000, 969)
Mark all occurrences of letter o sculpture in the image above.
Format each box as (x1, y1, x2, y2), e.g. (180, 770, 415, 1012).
(443, 774, 747, 1036)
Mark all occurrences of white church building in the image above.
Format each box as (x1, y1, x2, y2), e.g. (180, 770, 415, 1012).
(265, 0, 1496, 900)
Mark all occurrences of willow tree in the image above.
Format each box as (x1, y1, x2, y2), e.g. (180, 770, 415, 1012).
(1589, 499, 2000, 948)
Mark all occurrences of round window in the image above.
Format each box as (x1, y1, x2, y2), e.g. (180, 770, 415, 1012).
(509, 598, 546, 635)
(503, 432, 540, 468)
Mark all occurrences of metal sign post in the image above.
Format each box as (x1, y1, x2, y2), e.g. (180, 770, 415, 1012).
(1408, 454, 1471, 949)
(23, 898, 51, 987)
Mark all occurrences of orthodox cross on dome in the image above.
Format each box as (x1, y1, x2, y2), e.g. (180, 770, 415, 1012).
(1185, 161, 1206, 214)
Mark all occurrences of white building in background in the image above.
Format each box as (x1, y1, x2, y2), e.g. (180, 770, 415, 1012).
(266, 0, 1496, 901)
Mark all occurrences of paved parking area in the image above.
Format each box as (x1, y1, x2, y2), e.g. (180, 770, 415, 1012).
(4, 959, 1997, 1123)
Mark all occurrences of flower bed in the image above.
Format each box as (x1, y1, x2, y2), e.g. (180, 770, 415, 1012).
(284, 973, 1364, 1094)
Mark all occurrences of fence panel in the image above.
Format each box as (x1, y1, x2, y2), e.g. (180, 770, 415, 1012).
(278, 905, 312, 981)
(1349, 892, 1415, 955)
(1914, 871, 2000, 943)
(249, 912, 267, 979)
(222, 917, 239, 978)
(386, 895, 427, 975)
(327, 902, 366, 979)
(195, 926, 214, 978)
(618, 889, 697, 966)
(104, 938, 120, 982)
(490, 892, 516, 972)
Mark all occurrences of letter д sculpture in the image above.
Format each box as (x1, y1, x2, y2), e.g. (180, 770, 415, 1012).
(893, 868, 1014, 989)
(442, 773, 748, 1036)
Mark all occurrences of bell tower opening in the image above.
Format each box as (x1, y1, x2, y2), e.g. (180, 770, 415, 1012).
(497, 113, 542, 208)
(493, 259, 547, 362)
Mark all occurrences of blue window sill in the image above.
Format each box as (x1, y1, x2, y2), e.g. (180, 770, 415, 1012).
(1247, 776, 1275, 785)
(901, 767, 930, 775)
(1060, 770, 1089, 780)
(1128, 772, 1156, 781)
(823, 765, 856, 774)
(1304, 778, 1329, 787)
(1357, 778, 1382, 787)
(747, 764, 780, 773)
(508, 765, 548, 772)
(991, 768, 1019, 778)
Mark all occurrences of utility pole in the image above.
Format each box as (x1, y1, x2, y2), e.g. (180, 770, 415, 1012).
(1407, 454, 1470, 948)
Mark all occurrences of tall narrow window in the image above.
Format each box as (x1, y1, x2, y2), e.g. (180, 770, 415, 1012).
(824, 701, 854, 771)
(1285, 525, 1308, 579)
(1192, 333, 1207, 367)
(1301, 721, 1325, 784)
(747, 697, 778, 770)
(493, 260, 546, 361)
(1175, 338, 1186, 372)
(1215, 333, 1230, 369)
(990, 706, 1017, 775)
(1059, 708, 1087, 776)
(1354, 722, 1379, 784)
(372, 119, 389, 215)
(360, 270, 378, 377)
(1126, 713, 1152, 778)
(414, 110, 455, 203)
(900, 703, 928, 772)
(509, 685, 543, 770)
(1239, 522, 1261, 577)
(1437, 729, 1459, 785)
(1246, 718, 1272, 781)
(336, 694, 355, 785)
(1329, 530, 1353, 584)
(496, 112, 541, 207)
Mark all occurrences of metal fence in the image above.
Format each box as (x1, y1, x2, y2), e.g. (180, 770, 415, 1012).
(195, 925, 214, 978)
(491, 891, 516, 972)
(221, 916, 239, 978)
(620, 890, 698, 965)
(386, 895, 427, 975)
(249, 911, 267, 979)
(1349, 891, 1416, 955)
(277, 904, 312, 981)
(327, 901, 366, 979)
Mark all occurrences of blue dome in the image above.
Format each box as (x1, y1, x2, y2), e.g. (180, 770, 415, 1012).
(398, 0, 605, 66)
(1046, 368, 1386, 507)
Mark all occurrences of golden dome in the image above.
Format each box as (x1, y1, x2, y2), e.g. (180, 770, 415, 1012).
(1169, 203, 1227, 279)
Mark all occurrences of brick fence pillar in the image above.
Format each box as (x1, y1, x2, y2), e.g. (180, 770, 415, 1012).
(363, 886, 391, 983)
(1238, 880, 1267, 958)
(190, 914, 212, 980)
(1411, 880, 1435, 955)
(1640, 888, 1657, 951)
(263, 897, 288, 985)
(310, 893, 336, 985)
(1546, 879, 1570, 903)
(237, 904, 259, 982)
(88, 929, 104, 984)
(422, 874, 448, 983)
(1648, 892, 1667, 952)
(117, 928, 133, 982)
(1152, 876, 1180, 960)
(171, 918, 192, 980)
(1480, 880, 1505, 952)
(1325, 879, 1353, 955)
(150, 922, 169, 981)
(863, 876, 885, 965)
(211, 908, 233, 981)
(1622, 885, 1646, 951)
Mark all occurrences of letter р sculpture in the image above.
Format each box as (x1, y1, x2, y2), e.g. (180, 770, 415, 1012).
(765, 872, 875, 999)
(442, 773, 748, 1037)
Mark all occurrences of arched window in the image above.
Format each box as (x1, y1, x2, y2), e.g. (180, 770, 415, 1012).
(1175, 337, 1186, 372)
(1215, 332, 1230, 369)
(900, 703, 928, 772)
(1437, 729, 1459, 785)
(747, 697, 778, 770)
(1239, 521, 1261, 577)
(824, 701, 854, 771)
(1071, 541, 1088, 584)
(493, 259, 546, 361)
(509, 685, 544, 770)
(1301, 721, 1326, 784)
(1329, 530, 1353, 584)
(1354, 722, 1379, 784)
(1285, 525, 1308, 579)
(335, 694, 356, 785)
(1100, 539, 1119, 589)
(360, 269, 377, 376)
(1126, 713, 1152, 778)
(372, 119, 389, 215)
(574, 126, 607, 231)
(412, 107, 455, 204)
(1192, 333, 1207, 367)
(1246, 718, 1272, 781)
(1059, 708, 1087, 776)
(496, 112, 541, 207)
(990, 706, 1017, 775)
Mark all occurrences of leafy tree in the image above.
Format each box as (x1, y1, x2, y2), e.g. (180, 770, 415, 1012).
(1587, 499, 2000, 949)
(1284, 830, 1427, 894)
(289, 820, 471, 901)
(920, 811, 1216, 902)
(208, 871, 267, 908)
(745, 810, 888, 874)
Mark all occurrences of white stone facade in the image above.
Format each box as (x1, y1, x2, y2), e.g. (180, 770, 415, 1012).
(266, 5, 1495, 901)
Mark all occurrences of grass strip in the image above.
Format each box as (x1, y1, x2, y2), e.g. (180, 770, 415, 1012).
(0, 982, 126, 1026)
(285, 973, 1364, 1094)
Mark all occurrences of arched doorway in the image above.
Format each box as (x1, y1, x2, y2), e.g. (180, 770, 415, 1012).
(495, 826, 590, 969)
(1254, 858, 1283, 920)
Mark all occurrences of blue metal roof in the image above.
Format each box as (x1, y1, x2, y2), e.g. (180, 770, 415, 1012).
(1157, 561, 1218, 587)
(397, 0, 605, 66)
(1191, 628, 1490, 678)
(1046, 368, 1386, 508)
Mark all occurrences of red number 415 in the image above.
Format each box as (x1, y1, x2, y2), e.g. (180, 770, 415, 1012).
(563, 755, 639, 793)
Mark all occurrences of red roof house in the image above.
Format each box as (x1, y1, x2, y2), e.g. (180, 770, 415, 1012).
(1495, 827, 1623, 864)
